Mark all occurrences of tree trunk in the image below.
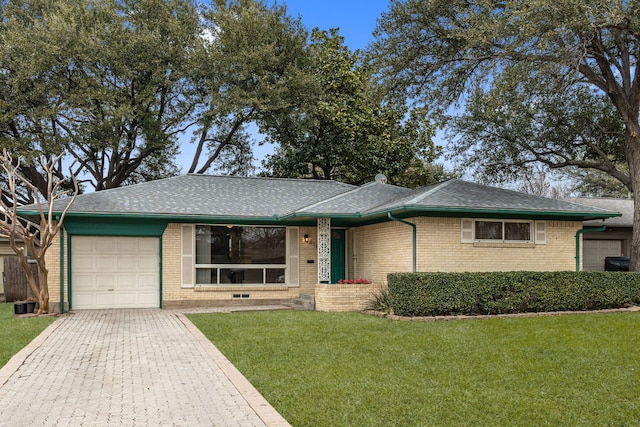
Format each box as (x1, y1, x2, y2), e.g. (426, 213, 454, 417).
(37, 265, 49, 314)
(17, 254, 45, 311)
(626, 126, 640, 272)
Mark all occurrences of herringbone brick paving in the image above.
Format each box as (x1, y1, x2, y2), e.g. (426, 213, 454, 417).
(0, 309, 288, 426)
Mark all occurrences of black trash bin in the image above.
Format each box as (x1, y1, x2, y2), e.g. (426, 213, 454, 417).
(14, 302, 27, 315)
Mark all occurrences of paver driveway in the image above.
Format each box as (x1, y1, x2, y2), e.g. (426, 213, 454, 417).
(0, 309, 289, 426)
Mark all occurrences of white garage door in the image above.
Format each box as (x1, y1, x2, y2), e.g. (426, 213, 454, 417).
(72, 236, 160, 309)
(583, 239, 622, 271)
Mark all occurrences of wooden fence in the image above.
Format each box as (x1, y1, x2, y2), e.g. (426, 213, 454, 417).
(3, 257, 37, 302)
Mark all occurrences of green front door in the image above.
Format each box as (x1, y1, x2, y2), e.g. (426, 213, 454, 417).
(331, 229, 346, 283)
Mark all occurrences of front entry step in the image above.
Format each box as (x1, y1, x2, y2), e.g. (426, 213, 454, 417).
(284, 294, 315, 311)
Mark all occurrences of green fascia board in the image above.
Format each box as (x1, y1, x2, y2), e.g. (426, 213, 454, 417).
(370, 206, 622, 221)
(19, 210, 283, 224)
(280, 206, 621, 225)
(21, 204, 620, 230)
(64, 220, 168, 237)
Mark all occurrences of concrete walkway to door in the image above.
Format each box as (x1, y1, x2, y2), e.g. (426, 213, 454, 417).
(0, 310, 290, 426)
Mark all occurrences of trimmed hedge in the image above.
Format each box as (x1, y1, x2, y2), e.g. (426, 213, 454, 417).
(387, 271, 640, 317)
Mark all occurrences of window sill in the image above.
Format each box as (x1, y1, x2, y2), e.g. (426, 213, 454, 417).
(193, 284, 291, 292)
(472, 242, 536, 248)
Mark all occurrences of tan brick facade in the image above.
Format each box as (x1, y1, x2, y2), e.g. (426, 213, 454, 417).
(44, 228, 67, 312)
(351, 218, 582, 284)
(44, 218, 583, 311)
(315, 282, 385, 312)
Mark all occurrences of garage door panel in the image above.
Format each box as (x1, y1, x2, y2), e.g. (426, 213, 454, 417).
(116, 256, 138, 271)
(72, 293, 96, 308)
(117, 275, 143, 290)
(137, 255, 158, 270)
(138, 239, 159, 252)
(96, 255, 119, 272)
(74, 274, 97, 290)
(95, 238, 117, 252)
(135, 274, 158, 288)
(73, 255, 97, 273)
(74, 292, 117, 308)
(73, 238, 95, 252)
(96, 274, 118, 288)
(115, 293, 141, 307)
(72, 236, 159, 309)
(137, 293, 159, 306)
(116, 239, 138, 252)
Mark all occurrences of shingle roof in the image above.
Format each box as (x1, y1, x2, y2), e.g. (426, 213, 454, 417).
(296, 181, 412, 215)
(369, 180, 616, 217)
(23, 175, 619, 223)
(43, 174, 355, 218)
(564, 197, 633, 227)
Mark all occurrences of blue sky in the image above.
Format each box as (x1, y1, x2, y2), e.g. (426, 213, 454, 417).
(274, 0, 390, 50)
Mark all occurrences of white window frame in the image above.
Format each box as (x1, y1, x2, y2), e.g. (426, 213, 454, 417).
(461, 218, 545, 244)
(192, 224, 293, 287)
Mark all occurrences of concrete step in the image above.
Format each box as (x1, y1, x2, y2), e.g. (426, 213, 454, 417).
(283, 294, 315, 311)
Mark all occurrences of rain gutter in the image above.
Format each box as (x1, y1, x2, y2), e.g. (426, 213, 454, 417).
(59, 226, 65, 313)
(575, 226, 607, 272)
(387, 212, 416, 272)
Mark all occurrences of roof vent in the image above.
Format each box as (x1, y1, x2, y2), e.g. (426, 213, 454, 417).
(375, 173, 387, 184)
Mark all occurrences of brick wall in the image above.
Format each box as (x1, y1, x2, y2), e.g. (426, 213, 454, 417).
(315, 282, 385, 312)
(352, 218, 582, 283)
(44, 228, 66, 312)
(298, 226, 318, 293)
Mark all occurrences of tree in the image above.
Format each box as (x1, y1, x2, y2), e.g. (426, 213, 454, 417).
(261, 28, 439, 186)
(513, 168, 573, 199)
(448, 88, 628, 188)
(0, 149, 78, 314)
(563, 168, 631, 198)
(187, 0, 311, 176)
(0, 0, 311, 191)
(371, 0, 640, 269)
(0, 0, 201, 194)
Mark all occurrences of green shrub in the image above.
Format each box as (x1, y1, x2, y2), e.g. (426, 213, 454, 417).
(387, 271, 640, 316)
(366, 287, 394, 313)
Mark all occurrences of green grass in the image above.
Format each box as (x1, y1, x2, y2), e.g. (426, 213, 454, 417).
(0, 302, 56, 368)
(188, 311, 640, 427)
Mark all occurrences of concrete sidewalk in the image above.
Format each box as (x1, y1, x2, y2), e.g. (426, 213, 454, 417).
(0, 310, 290, 427)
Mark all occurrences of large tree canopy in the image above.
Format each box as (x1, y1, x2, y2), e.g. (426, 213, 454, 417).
(0, 0, 311, 200)
(371, 0, 640, 269)
(261, 28, 439, 186)
(1, 0, 201, 194)
(187, 0, 311, 176)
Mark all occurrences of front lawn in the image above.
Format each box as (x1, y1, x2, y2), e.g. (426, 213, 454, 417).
(0, 302, 56, 368)
(188, 311, 640, 427)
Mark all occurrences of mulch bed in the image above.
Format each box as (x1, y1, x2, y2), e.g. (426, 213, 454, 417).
(363, 305, 640, 321)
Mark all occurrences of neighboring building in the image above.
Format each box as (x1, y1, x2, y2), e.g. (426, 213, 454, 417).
(565, 197, 633, 271)
(0, 238, 23, 295)
(18, 175, 618, 311)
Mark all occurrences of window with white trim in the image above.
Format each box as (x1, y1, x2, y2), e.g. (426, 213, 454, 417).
(194, 225, 287, 286)
(461, 219, 545, 243)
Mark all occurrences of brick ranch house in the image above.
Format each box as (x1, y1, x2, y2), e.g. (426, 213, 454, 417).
(18, 174, 618, 312)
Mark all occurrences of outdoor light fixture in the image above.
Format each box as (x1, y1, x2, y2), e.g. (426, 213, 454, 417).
(304, 234, 310, 243)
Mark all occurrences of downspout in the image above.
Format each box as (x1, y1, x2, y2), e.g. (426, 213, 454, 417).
(575, 225, 607, 272)
(60, 226, 65, 313)
(388, 212, 416, 272)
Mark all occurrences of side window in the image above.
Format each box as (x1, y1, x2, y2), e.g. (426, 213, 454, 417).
(462, 219, 538, 243)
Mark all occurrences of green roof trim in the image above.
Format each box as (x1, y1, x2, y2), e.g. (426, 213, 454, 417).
(279, 206, 620, 223)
